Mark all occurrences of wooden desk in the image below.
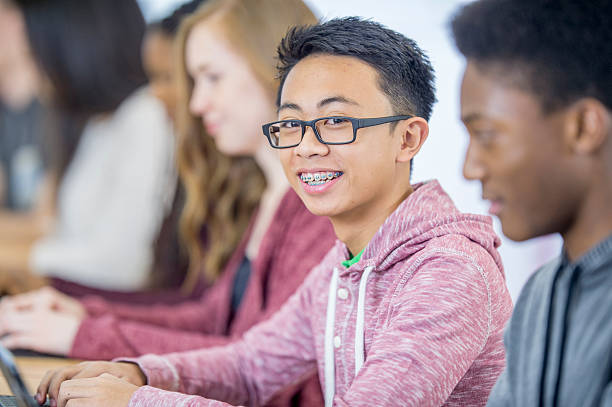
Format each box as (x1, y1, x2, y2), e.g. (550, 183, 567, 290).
(0, 357, 79, 395)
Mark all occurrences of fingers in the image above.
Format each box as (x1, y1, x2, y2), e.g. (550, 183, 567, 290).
(37, 369, 58, 404)
(30, 287, 59, 309)
(0, 295, 20, 313)
(1, 332, 41, 351)
(7, 290, 41, 309)
(0, 306, 80, 355)
(23, 287, 85, 317)
(0, 313, 9, 337)
(71, 365, 120, 382)
(37, 362, 137, 406)
(0, 310, 34, 337)
(57, 378, 93, 407)
(39, 362, 113, 402)
(0, 287, 50, 313)
(45, 366, 83, 402)
(57, 374, 136, 407)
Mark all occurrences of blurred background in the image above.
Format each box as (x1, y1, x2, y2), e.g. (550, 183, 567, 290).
(0, 0, 561, 301)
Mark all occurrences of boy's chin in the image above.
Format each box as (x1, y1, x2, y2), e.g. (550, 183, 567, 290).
(500, 218, 538, 242)
(299, 198, 340, 218)
(290, 184, 346, 218)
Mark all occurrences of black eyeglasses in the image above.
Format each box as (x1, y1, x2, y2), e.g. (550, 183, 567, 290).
(262, 115, 413, 149)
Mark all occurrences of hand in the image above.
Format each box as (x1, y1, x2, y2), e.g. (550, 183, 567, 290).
(0, 287, 85, 318)
(37, 361, 147, 405)
(51, 373, 139, 407)
(0, 306, 81, 355)
(0, 287, 86, 355)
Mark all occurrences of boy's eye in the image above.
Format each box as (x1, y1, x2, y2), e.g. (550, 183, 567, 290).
(322, 117, 350, 126)
(466, 125, 498, 147)
(474, 130, 496, 145)
(280, 121, 302, 129)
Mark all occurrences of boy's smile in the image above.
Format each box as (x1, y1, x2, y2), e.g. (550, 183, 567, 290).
(298, 170, 343, 192)
(277, 54, 424, 252)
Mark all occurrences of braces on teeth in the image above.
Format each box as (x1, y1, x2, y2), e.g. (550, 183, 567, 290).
(300, 171, 342, 185)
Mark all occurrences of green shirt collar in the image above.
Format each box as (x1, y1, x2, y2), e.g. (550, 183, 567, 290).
(341, 248, 365, 268)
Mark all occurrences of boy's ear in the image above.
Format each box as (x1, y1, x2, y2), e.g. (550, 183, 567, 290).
(565, 98, 611, 155)
(396, 117, 429, 163)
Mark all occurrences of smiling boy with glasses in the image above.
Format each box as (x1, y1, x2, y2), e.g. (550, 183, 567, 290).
(34, 17, 512, 407)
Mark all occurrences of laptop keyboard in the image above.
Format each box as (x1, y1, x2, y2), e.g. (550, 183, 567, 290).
(0, 395, 50, 407)
(0, 396, 18, 407)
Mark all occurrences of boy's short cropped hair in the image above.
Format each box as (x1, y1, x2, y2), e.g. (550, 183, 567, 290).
(451, 0, 612, 113)
(276, 17, 437, 121)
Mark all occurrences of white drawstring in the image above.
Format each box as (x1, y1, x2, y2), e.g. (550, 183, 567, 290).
(324, 267, 340, 407)
(324, 265, 374, 407)
(354, 266, 374, 374)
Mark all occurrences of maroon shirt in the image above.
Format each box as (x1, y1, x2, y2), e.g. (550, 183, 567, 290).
(71, 189, 335, 407)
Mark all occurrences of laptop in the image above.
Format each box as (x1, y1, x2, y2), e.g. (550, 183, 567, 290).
(0, 344, 49, 407)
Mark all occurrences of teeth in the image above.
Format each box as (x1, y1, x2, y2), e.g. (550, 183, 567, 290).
(300, 171, 343, 185)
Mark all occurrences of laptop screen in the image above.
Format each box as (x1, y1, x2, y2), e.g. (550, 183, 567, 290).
(0, 344, 41, 407)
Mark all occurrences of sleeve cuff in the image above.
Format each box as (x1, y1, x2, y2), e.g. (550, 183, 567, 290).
(80, 295, 111, 317)
(116, 354, 180, 392)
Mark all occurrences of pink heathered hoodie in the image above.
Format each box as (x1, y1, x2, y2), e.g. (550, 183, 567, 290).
(123, 180, 513, 407)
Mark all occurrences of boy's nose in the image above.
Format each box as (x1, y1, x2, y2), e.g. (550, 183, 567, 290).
(295, 125, 329, 158)
(462, 143, 486, 181)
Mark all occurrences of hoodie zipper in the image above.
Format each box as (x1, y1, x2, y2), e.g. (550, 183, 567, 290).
(324, 265, 374, 407)
(538, 265, 563, 406)
(552, 266, 581, 406)
(539, 263, 581, 406)
(324, 268, 340, 407)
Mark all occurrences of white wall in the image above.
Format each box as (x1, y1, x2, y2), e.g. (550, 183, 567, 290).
(138, 0, 563, 301)
(138, 0, 187, 22)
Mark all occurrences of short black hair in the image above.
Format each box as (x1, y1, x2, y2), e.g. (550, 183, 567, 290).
(451, 0, 612, 112)
(276, 17, 437, 121)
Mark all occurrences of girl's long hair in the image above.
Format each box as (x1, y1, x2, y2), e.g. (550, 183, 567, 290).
(174, 0, 317, 291)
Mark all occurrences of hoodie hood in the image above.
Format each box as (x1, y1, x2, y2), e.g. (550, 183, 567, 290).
(339, 180, 504, 278)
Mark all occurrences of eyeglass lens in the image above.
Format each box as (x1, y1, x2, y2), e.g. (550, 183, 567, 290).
(268, 118, 355, 147)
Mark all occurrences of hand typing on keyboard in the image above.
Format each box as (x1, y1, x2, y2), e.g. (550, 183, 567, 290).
(0, 288, 85, 356)
(36, 361, 145, 407)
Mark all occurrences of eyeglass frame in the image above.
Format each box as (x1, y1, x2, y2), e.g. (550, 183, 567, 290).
(262, 114, 413, 149)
